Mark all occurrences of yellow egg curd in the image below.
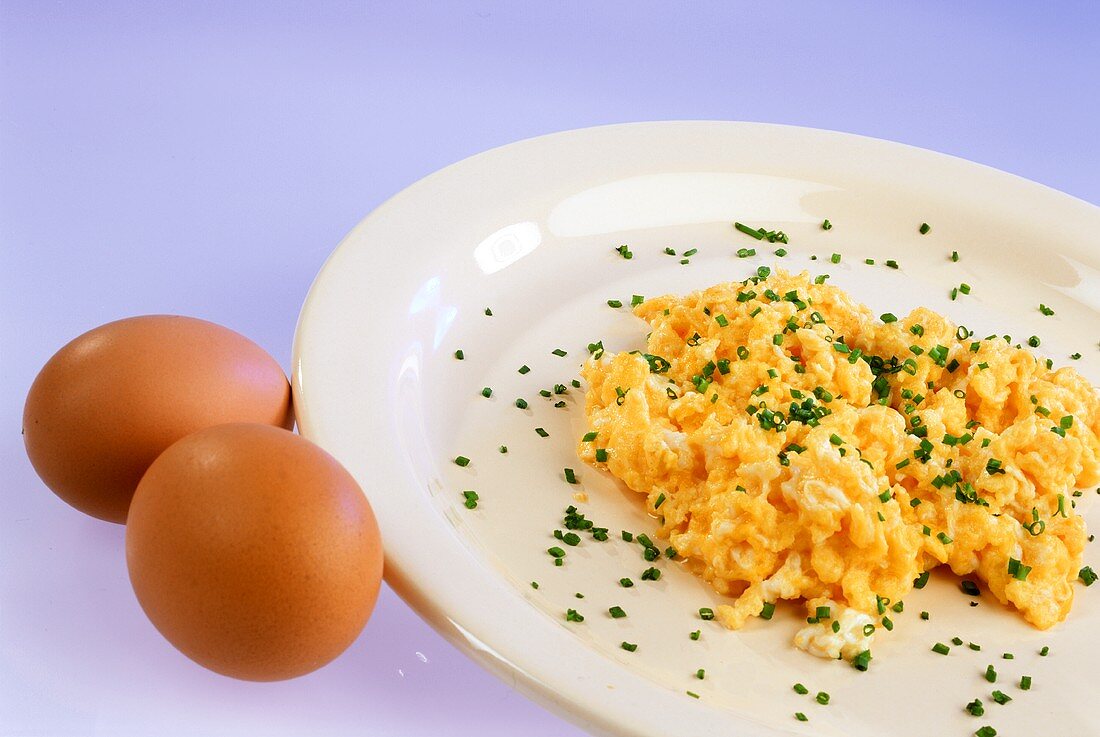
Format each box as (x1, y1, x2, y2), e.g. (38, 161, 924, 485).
(579, 267, 1099, 663)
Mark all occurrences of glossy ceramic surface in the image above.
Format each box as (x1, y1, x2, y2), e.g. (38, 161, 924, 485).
(293, 122, 1100, 736)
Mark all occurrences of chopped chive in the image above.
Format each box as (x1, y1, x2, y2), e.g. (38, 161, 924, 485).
(951, 251, 959, 262)
(1079, 566, 1097, 585)
(595, 448, 609, 462)
(734, 222, 765, 240)
(462, 490, 479, 509)
(966, 699, 985, 717)
(975, 728, 997, 737)
(794, 683, 809, 694)
(547, 546, 565, 558)
(499, 445, 507, 453)
(919, 223, 931, 234)
(815, 692, 830, 706)
(686, 691, 699, 699)
(759, 602, 776, 620)
(775, 248, 788, 257)
(518, 364, 530, 374)
(991, 690, 1011, 705)
(619, 577, 634, 587)
(609, 606, 627, 619)
(690, 630, 701, 640)
(699, 607, 715, 621)
(961, 580, 981, 597)
(1027, 335, 1040, 347)
(564, 609, 583, 623)
(621, 641, 637, 652)
(515, 398, 529, 409)
(715, 314, 729, 327)
(481, 387, 492, 398)
(564, 468, 577, 484)
(822, 219, 832, 230)
(1020, 675, 1032, 690)
(631, 294, 644, 306)
(454, 456, 471, 467)
(1007, 557, 1032, 581)
(885, 259, 899, 269)
(932, 643, 951, 655)
(1039, 303, 1055, 316)
(607, 299, 622, 308)
(1040, 646, 1049, 656)
(582, 431, 598, 442)
(535, 427, 549, 437)
(454, 349, 464, 360)
(695, 668, 705, 680)
(985, 665, 997, 682)
(795, 713, 808, 722)
(552, 348, 567, 357)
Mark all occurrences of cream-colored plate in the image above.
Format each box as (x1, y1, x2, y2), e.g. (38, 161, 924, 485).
(293, 122, 1100, 736)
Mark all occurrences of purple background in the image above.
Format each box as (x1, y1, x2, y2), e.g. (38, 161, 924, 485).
(2, 2, 1098, 735)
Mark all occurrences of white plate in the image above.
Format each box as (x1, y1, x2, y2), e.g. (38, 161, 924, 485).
(292, 122, 1100, 737)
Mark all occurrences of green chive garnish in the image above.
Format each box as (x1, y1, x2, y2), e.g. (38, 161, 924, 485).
(454, 456, 471, 467)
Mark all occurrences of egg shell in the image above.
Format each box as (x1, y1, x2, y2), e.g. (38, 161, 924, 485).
(23, 315, 294, 523)
(125, 423, 383, 681)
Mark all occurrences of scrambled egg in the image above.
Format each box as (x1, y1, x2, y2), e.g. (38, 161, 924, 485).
(579, 267, 1099, 663)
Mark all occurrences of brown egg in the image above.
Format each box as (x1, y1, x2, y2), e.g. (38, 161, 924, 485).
(125, 423, 383, 681)
(23, 315, 294, 523)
